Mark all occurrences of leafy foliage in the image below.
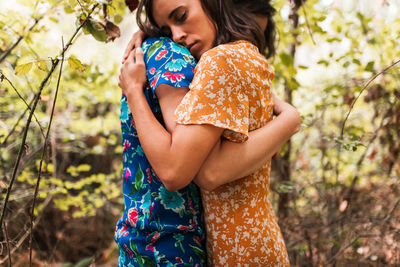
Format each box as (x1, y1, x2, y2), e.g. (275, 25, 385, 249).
(0, 0, 399, 265)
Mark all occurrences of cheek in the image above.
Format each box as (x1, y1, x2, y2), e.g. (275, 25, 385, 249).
(205, 21, 216, 46)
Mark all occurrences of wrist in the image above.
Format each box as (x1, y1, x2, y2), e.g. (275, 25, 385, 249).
(125, 85, 144, 98)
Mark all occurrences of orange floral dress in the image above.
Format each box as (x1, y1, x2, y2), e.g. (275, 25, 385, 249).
(174, 41, 290, 266)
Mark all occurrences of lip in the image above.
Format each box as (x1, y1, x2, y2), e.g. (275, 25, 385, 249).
(187, 42, 199, 56)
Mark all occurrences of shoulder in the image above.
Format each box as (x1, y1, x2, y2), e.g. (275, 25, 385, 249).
(198, 41, 256, 67)
(142, 37, 196, 65)
(142, 36, 171, 51)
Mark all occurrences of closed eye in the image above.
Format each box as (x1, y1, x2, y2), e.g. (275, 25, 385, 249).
(176, 10, 187, 23)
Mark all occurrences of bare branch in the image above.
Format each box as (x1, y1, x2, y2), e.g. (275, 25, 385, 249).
(0, 196, 52, 265)
(300, 0, 316, 45)
(0, 17, 42, 64)
(0, 3, 99, 229)
(2, 221, 11, 266)
(0, 100, 30, 148)
(29, 36, 65, 266)
(340, 59, 400, 138)
(0, 72, 46, 140)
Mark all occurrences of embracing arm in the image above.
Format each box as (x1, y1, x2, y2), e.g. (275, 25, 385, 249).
(194, 96, 300, 190)
(126, 90, 223, 191)
(119, 48, 224, 191)
(156, 84, 300, 191)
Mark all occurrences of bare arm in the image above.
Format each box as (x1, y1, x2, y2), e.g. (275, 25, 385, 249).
(194, 95, 300, 190)
(119, 48, 224, 191)
(155, 84, 300, 191)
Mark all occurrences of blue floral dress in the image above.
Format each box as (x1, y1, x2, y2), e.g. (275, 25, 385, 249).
(115, 37, 206, 266)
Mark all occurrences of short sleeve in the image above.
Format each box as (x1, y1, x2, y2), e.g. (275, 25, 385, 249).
(142, 37, 197, 94)
(173, 47, 249, 143)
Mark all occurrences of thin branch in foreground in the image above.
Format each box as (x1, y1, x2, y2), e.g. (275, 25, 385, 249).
(300, 0, 316, 45)
(0, 100, 30, 148)
(326, 200, 400, 264)
(0, 3, 99, 229)
(29, 37, 65, 266)
(0, 17, 42, 64)
(334, 59, 400, 199)
(0, 72, 46, 140)
(340, 59, 400, 138)
(0, 196, 52, 265)
(2, 221, 12, 266)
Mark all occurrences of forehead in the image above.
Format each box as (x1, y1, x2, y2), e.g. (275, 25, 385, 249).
(152, 0, 192, 25)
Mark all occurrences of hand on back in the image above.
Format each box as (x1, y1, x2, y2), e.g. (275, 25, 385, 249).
(122, 30, 146, 64)
(118, 47, 147, 97)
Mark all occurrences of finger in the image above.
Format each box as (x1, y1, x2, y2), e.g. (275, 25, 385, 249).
(127, 48, 136, 63)
(135, 47, 144, 64)
(123, 38, 135, 62)
(134, 36, 143, 51)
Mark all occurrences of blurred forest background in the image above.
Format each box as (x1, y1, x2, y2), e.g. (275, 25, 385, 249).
(0, 0, 399, 266)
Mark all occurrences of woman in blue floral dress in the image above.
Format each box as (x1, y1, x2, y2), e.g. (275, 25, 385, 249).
(116, 0, 301, 266)
(115, 37, 206, 266)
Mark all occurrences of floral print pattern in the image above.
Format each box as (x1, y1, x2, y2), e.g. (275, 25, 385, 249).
(115, 37, 206, 267)
(174, 41, 290, 266)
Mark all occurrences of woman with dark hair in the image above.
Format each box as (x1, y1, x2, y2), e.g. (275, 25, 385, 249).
(117, 0, 298, 265)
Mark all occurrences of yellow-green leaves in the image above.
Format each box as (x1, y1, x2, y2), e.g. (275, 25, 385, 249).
(68, 56, 86, 72)
(78, 16, 121, 43)
(82, 17, 107, 42)
(67, 164, 91, 177)
(15, 60, 48, 75)
(35, 60, 47, 71)
(15, 62, 33, 75)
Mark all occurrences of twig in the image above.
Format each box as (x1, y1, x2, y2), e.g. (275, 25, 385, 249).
(0, 100, 30, 147)
(2, 221, 12, 266)
(300, 0, 316, 45)
(0, 196, 52, 265)
(326, 200, 400, 265)
(0, 18, 42, 64)
(0, 3, 99, 229)
(335, 59, 400, 208)
(28, 37, 65, 266)
(344, 116, 386, 209)
(0, 73, 46, 139)
(340, 59, 400, 139)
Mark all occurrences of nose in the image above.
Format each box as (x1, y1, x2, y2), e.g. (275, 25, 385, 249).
(171, 26, 186, 44)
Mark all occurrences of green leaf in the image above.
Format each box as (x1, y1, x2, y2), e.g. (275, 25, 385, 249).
(77, 164, 91, 172)
(114, 14, 123, 24)
(130, 180, 138, 195)
(146, 40, 163, 62)
(68, 56, 86, 72)
(280, 52, 293, 67)
(35, 60, 47, 71)
(365, 61, 375, 72)
(135, 164, 143, 190)
(15, 62, 33, 75)
(189, 244, 207, 263)
(82, 18, 107, 42)
(317, 60, 329, 66)
(142, 256, 156, 267)
(130, 240, 144, 267)
(49, 17, 59, 23)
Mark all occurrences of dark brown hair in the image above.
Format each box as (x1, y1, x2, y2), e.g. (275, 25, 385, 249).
(136, 0, 276, 58)
(233, 0, 276, 58)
